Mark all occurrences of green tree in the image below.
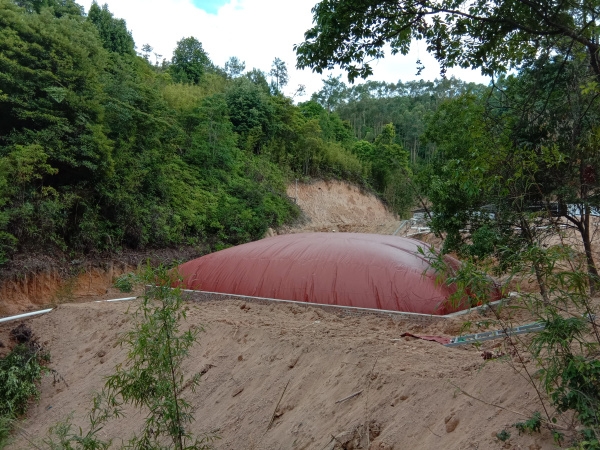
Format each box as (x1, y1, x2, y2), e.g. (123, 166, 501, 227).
(370, 124, 413, 215)
(14, 0, 82, 16)
(371, 124, 409, 191)
(180, 94, 237, 175)
(87, 2, 134, 55)
(424, 56, 600, 290)
(352, 140, 374, 161)
(170, 37, 212, 84)
(268, 57, 288, 93)
(0, 0, 112, 179)
(489, 57, 600, 289)
(423, 93, 494, 253)
(311, 75, 347, 112)
(225, 78, 275, 153)
(141, 43, 153, 60)
(298, 100, 353, 144)
(224, 56, 245, 78)
(295, 0, 600, 81)
(244, 68, 270, 93)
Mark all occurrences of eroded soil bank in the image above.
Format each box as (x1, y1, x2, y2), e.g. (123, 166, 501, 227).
(0, 247, 208, 316)
(0, 262, 131, 316)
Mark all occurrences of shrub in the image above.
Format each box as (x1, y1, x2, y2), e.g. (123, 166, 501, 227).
(0, 325, 48, 448)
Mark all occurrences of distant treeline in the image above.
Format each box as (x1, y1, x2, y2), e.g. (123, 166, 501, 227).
(310, 76, 487, 164)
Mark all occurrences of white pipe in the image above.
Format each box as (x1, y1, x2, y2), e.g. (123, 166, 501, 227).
(0, 308, 53, 324)
(392, 220, 409, 236)
(0, 296, 139, 324)
(95, 297, 137, 303)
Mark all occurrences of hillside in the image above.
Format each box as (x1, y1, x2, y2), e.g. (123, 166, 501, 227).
(283, 180, 401, 234)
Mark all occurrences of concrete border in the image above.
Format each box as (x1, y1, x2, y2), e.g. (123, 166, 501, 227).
(180, 289, 511, 323)
(0, 290, 512, 326)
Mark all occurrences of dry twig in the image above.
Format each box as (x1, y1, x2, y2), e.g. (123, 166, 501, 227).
(266, 379, 290, 431)
(335, 390, 363, 404)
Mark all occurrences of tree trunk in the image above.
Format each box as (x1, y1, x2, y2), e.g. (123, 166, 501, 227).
(520, 217, 551, 303)
(579, 208, 600, 295)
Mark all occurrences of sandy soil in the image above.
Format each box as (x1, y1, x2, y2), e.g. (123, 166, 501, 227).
(2, 299, 561, 450)
(283, 180, 402, 235)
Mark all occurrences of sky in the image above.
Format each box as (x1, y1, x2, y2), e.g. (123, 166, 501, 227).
(79, 0, 490, 98)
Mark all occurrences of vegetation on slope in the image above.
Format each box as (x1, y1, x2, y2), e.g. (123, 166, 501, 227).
(0, 0, 371, 263)
(0, 324, 48, 448)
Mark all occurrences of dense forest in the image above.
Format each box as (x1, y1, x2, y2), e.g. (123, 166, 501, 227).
(311, 76, 486, 162)
(0, 0, 359, 263)
(0, 0, 488, 264)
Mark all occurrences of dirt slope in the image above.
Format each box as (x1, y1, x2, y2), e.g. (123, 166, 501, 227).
(4, 300, 558, 450)
(284, 180, 401, 235)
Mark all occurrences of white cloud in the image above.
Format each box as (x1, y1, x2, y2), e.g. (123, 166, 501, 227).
(80, 0, 489, 97)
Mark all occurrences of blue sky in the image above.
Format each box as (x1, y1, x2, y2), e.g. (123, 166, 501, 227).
(190, 0, 229, 14)
(79, 0, 489, 98)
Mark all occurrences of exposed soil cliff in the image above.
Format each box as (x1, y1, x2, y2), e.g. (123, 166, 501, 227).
(283, 180, 401, 234)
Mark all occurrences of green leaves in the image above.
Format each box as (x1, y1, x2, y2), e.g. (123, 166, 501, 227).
(514, 412, 542, 435)
(0, 344, 47, 418)
(170, 37, 212, 85)
(103, 266, 216, 449)
(296, 0, 600, 81)
(268, 57, 288, 93)
(87, 1, 134, 55)
(0, 326, 49, 448)
(0, 0, 112, 183)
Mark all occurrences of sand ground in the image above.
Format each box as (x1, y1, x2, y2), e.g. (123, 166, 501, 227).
(1, 298, 562, 449)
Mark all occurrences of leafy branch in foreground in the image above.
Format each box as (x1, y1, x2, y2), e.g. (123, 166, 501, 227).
(45, 265, 217, 449)
(107, 265, 216, 449)
(427, 242, 600, 448)
(296, 0, 600, 83)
